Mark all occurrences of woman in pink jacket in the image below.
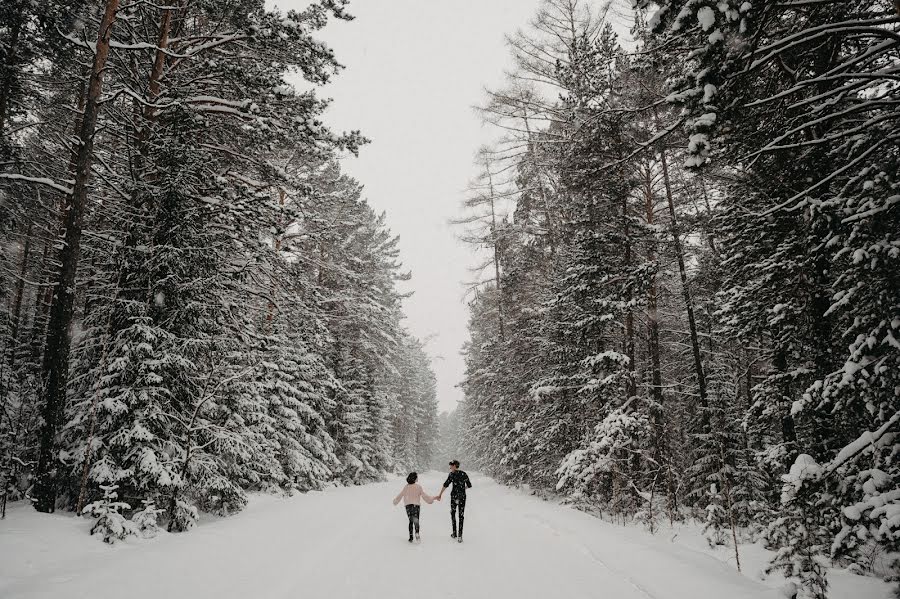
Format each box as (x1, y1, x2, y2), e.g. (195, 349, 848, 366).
(393, 472, 438, 543)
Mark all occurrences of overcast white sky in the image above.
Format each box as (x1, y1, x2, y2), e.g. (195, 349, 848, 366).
(275, 1, 547, 412)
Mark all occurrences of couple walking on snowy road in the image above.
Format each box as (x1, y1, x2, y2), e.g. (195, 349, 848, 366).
(392, 460, 472, 544)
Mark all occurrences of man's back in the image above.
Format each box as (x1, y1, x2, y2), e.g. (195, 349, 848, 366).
(444, 470, 472, 496)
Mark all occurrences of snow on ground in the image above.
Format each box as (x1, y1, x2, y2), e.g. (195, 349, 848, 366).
(0, 473, 890, 599)
(655, 518, 892, 599)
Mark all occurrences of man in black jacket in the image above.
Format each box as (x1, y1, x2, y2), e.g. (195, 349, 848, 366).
(436, 460, 472, 542)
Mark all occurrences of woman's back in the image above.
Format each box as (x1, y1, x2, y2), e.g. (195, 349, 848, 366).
(394, 482, 434, 505)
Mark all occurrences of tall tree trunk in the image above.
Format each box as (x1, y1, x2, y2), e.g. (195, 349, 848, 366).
(30, 73, 89, 364)
(486, 167, 505, 342)
(622, 194, 635, 398)
(654, 114, 709, 432)
(33, 0, 120, 513)
(132, 4, 172, 187)
(644, 166, 663, 410)
(644, 163, 674, 516)
(75, 4, 175, 515)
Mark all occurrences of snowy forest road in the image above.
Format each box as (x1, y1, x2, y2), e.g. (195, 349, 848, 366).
(1, 473, 778, 599)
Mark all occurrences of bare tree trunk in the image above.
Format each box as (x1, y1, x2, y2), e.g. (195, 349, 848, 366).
(147, 8, 172, 104)
(643, 163, 674, 517)
(644, 166, 663, 410)
(33, 0, 120, 513)
(622, 194, 635, 398)
(654, 112, 709, 431)
(28, 66, 89, 367)
(132, 3, 172, 184)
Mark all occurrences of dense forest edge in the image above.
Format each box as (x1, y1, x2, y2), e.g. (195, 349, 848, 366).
(450, 2, 899, 599)
(0, 0, 438, 539)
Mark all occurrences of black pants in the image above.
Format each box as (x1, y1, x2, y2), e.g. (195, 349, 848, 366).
(450, 494, 466, 536)
(405, 504, 420, 537)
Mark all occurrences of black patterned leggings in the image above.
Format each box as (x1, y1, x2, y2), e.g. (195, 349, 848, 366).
(451, 494, 466, 536)
(405, 504, 420, 537)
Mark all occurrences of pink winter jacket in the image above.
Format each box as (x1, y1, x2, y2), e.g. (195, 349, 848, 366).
(393, 483, 435, 506)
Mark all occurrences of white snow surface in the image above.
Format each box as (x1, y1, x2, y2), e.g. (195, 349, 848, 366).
(0, 473, 889, 599)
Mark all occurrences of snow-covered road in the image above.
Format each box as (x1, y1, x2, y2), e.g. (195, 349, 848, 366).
(0, 473, 816, 599)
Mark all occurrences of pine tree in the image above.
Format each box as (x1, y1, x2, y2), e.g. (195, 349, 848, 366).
(83, 484, 137, 544)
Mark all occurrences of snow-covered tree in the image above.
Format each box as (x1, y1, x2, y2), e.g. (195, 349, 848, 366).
(0, 0, 437, 536)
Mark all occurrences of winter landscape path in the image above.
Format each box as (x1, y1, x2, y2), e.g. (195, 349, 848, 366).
(0, 473, 877, 599)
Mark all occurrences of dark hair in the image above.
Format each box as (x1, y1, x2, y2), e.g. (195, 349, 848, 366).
(449, 460, 460, 468)
(406, 472, 418, 484)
